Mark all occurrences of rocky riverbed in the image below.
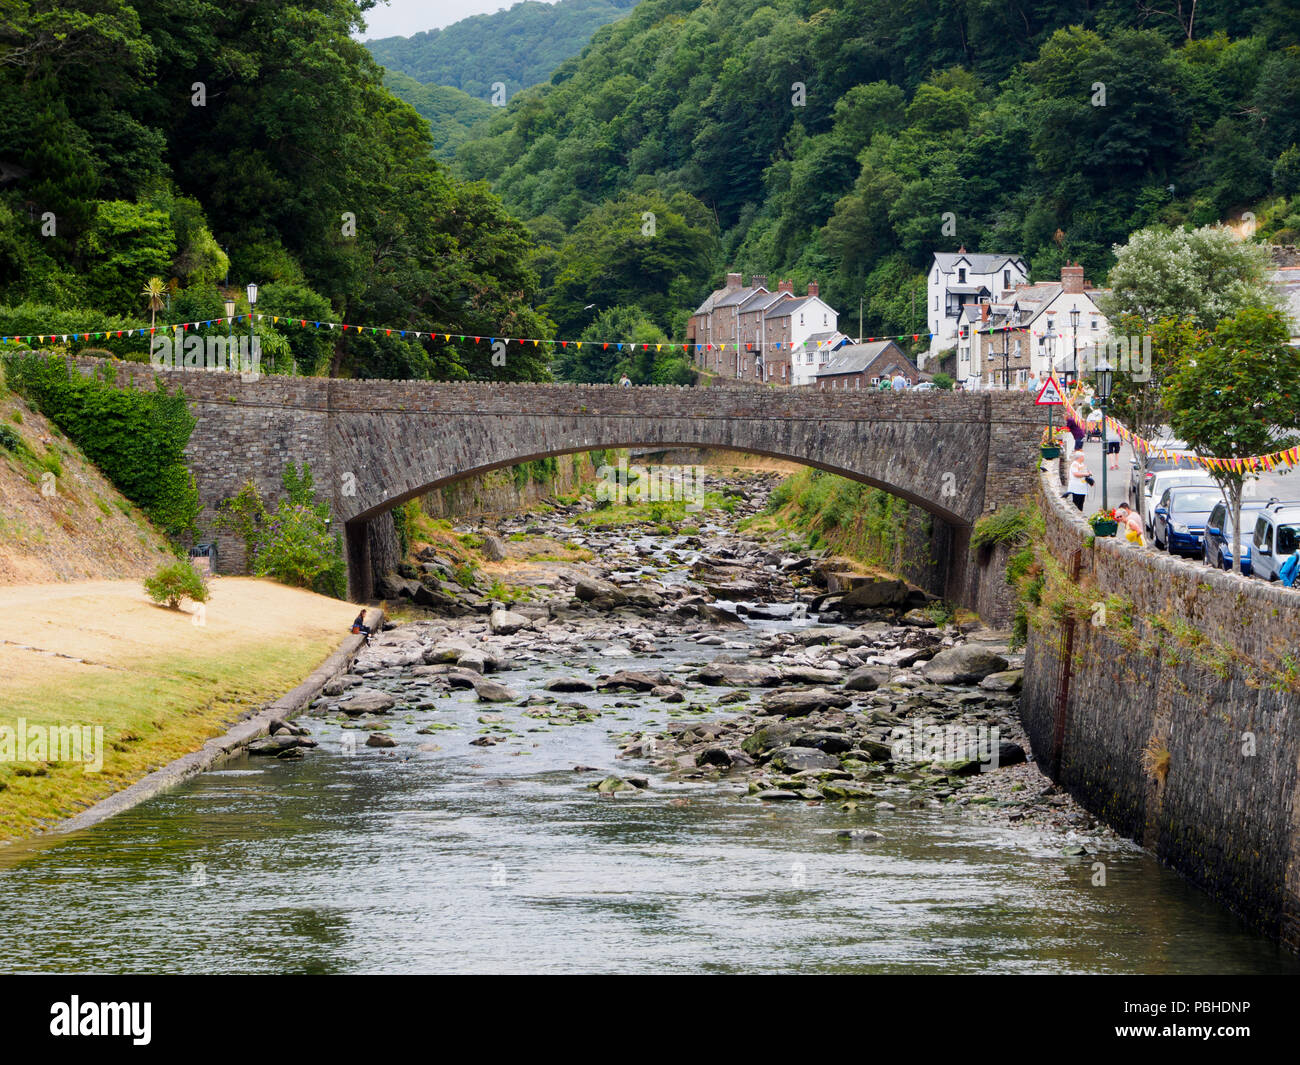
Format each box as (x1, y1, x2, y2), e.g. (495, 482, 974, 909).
(285, 468, 1119, 856)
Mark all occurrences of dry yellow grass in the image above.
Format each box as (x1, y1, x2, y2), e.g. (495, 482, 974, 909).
(0, 577, 352, 842)
(0, 389, 175, 585)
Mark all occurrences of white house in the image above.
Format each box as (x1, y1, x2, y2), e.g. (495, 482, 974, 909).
(927, 248, 1028, 361)
(761, 282, 842, 386)
(956, 263, 1111, 389)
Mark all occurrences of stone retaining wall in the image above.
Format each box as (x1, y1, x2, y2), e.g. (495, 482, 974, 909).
(1021, 469, 1300, 949)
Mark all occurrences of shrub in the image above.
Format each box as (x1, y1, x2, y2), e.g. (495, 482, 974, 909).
(144, 560, 209, 609)
(0, 423, 20, 451)
(252, 502, 338, 589)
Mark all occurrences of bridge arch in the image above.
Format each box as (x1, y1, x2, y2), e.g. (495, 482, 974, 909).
(70, 361, 1042, 620)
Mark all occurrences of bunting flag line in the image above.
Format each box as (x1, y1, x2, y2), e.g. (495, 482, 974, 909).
(1056, 390, 1300, 475)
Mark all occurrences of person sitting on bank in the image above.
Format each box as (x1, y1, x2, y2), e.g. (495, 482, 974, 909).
(351, 610, 371, 636)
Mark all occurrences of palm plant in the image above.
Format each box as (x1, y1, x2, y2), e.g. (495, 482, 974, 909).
(141, 277, 166, 330)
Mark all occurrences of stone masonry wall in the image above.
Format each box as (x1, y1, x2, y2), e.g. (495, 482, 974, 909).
(1021, 468, 1300, 949)
(70, 358, 1039, 616)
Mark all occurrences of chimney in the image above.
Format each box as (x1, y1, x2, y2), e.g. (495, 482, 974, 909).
(778, 279, 793, 294)
(751, 274, 768, 290)
(726, 272, 742, 289)
(1061, 261, 1085, 294)
(981, 303, 989, 322)
(807, 281, 819, 298)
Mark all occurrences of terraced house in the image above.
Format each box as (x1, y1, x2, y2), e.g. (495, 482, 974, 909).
(687, 273, 846, 385)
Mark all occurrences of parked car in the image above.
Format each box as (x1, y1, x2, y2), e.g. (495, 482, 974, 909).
(1126, 445, 1193, 509)
(1202, 499, 1272, 575)
(911, 381, 936, 392)
(1140, 470, 1215, 533)
(1151, 485, 1222, 555)
(1250, 501, 1300, 582)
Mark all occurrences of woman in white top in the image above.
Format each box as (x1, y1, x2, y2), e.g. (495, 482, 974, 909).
(1067, 451, 1090, 511)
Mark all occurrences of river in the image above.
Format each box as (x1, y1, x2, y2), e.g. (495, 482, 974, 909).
(1, 470, 1296, 974)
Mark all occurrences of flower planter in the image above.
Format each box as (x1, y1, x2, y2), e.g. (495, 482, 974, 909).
(1040, 446, 1061, 459)
(1091, 520, 1118, 537)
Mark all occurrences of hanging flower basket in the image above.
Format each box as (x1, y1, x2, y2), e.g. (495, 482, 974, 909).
(1088, 510, 1118, 536)
(1041, 445, 1061, 459)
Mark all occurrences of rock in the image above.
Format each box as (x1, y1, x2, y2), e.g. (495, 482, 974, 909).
(456, 649, 488, 673)
(741, 721, 805, 756)
(247, 735, 308, 755)
(575, 577, 625, 603)
(593, 775, 636, 794)
(837, 829, 885, 841)
(919, 645, 1009, 685)
(365, 733, 398, 748)
(838, 578, 909, 611)
(780, 666, 842, 685)
(754, 789, 802, 801)
(413, 583, 459, 610)
(979, 669, 1024, 693)
(651, 685, 685, 702)
(489, 609, 530, 635)
(843, 665, 890, 692)
(322, 675, 361, 696)
(767, 746, 842, 772)
(692, 661, 782, 687)
(473, 678, 519, 703)
(792, 731, 854, 754)
(597, 670, 670, 691)
(697, 602, 747, 629)
(424, 641, 474, 664)
(544, 676, 595, 692)
(991, 740, 1027, 768)
(376, 573, 421, 600)
(481, 533, 507, 562)
(696, 746, 734, 767)
(759, 687, 852, 717)
(900, 608, 936, 627)
(337, 690, 396, 716)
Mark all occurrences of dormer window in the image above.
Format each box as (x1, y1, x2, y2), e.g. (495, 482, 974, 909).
(1003, 269, 1010, 288)
(958, 268, 966, 283)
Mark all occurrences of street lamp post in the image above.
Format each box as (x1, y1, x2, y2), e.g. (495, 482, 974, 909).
(246, 282, 259, 372)
(224, 298, 235, 343)
(1095, 355, 1114, 511)
(1069, 306, 1080, 391)
(1043, 319, 1058, 443)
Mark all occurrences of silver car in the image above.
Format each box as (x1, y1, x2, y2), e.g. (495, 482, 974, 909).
(1141, 470, 1215, 533)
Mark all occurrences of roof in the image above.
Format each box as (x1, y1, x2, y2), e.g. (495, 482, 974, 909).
(813, 340, 910, 376)
(740, 290, 788, 314)
(934, 251, 1025, 274)
(947, 284, 989, 295)
(804, 330, 847, 346)
(765, 296, 816, 319)
(715, 285, 766, 308)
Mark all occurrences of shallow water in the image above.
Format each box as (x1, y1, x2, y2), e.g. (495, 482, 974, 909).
(1, 626, 1296, 975)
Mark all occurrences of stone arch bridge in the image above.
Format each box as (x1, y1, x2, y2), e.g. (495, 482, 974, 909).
(84, 361, 1043, 619)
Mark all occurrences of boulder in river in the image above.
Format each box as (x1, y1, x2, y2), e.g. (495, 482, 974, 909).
(843, 665, 890, 692)
(544, 676, 595, 692)
(920, 645, 1009, 685)
(473, 678, 519, 703)
(489, 609, 531, 636)
(338, 690, 397, 716)
(365, 733, 398, 748)
(767, 746, 842, 772)
(692, 661, 782, 687)
(597, 670, 670, 692)
(759, 687, 852, 717)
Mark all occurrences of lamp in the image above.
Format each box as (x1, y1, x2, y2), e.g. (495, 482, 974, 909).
(224, 297, 235, 343)
(246, 282, 259, 372)
(1095, 355, 1114, 509)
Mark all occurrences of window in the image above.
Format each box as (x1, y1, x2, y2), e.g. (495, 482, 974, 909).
(1004, 269, 1010, 289)
(933, 295, 938, 310)
(799, 313, 804, 326)
(823, 314, 827, 326)
(958, 268, 966, 283)
(1280, 525, 1300, 555)
(1091, 318, 1099, 330)
(1254, 517, 1269, 550)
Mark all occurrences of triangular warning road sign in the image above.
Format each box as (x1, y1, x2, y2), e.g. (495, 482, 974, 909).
(1035, 376, 1065, 405)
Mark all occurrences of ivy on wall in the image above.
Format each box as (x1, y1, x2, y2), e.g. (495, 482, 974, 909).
(2, 352, 199, 539)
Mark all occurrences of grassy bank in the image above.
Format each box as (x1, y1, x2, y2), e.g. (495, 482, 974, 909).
(742, 468, 921, 569)
(0, 577, 349, 842)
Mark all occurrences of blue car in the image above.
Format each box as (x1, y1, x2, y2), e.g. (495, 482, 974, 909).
(1202, 500, 1269, 575)
(1152, 485, 1222, 556)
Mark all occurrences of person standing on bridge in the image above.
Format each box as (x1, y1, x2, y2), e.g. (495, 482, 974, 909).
(1067, 450, 1091, 511)
(618, 372, 631, 387)
(891, 372, 908, 391)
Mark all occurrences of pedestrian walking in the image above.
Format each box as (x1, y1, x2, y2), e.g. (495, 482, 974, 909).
(1065, 412, 1085, 452)
(1067, 450, 1091, 511)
